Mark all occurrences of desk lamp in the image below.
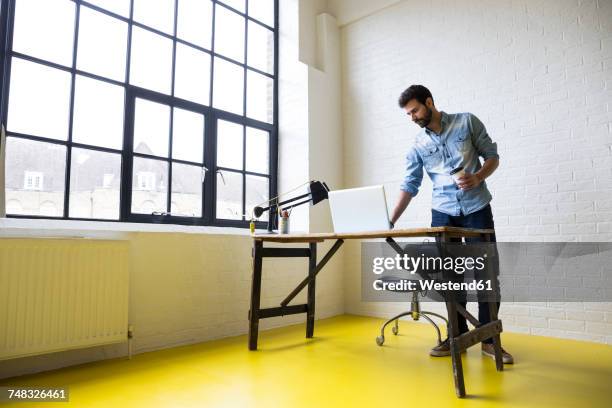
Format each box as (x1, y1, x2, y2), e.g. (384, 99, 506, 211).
(253, 180, 330, 233)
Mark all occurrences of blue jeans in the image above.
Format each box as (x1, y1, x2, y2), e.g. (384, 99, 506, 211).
(431, 204, 499, 343)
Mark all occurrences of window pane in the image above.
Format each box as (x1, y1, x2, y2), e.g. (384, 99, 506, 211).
(12, 0, 75, 66)
(172, 108, 204, 163)
(245, 175, 268, 222)
(216, 170, 242, 220)
(69, 148, 121, 219)
(217, 120, 242, 170)
(212, 58, 243, 115)
(247, 21, 274, 74)
(77, 7, 127, 81)
(174, 44, 211, 106)
(214, 5, 244, 63)
(249, 0, 274, 27)
(246, 70, 273, 123)
(72, 75, 124, 150)
(7, 58, 71, 140)
(84, 0, 131, 17)
(171, 163, 202, 217)
(4, 137, 66, 216)
(131, 157, 168, 214)
(133, 0, 175, 34)
(177, 0, 212, 49)
(130, 27, 173, 95)
(245, 127, 268, 174)
(134, 98, 169, 157)
(219, 0, 245, 13)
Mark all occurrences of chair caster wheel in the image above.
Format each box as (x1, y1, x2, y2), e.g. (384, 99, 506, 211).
(376, 336, 385, 346)
(392, 326, 399, 335)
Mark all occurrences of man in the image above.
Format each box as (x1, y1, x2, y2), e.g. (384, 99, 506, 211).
(389, 84, 513, 364)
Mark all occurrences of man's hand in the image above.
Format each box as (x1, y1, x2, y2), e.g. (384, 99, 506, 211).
(456, 172, 482, 191)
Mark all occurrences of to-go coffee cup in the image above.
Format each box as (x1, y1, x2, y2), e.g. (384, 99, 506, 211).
(450, 166, 465, 184)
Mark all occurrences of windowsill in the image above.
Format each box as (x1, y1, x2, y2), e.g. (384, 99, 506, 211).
(0, 217, 257, 240)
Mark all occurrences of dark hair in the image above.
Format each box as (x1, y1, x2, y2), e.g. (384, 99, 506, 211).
(398, 85, 434, 108)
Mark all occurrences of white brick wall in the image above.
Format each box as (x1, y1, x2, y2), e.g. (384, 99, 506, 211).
(341, 0, 612, 344)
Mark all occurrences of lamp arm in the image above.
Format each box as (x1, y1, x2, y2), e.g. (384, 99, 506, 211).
(279, 197, 312, 213)
(251, 180, 328, 232)
(277, 192, 311, 207)
(253, 192, 312, 217)
(253, 181, 314, 211)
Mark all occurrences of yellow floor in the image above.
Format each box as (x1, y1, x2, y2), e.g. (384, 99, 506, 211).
(1, 315, 612, 407)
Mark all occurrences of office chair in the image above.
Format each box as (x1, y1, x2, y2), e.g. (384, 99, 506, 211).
(375, 241, 449, 347)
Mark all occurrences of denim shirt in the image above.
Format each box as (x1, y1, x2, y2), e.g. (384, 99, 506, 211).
(400, 112, 499, 216)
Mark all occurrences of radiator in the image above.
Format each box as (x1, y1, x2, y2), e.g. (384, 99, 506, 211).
(0, 238, 129, 360)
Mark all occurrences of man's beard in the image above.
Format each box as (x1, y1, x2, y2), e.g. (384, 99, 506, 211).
(415, 107, 433, 128)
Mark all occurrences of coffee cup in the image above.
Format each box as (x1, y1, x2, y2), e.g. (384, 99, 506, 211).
(450, 166, 465, 184)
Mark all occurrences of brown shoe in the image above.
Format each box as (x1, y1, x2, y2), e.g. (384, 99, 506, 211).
(481, 343, 514, 364)
(429, 338, 466, 357)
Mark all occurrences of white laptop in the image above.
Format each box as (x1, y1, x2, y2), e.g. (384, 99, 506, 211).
(328, 185, 391, 233)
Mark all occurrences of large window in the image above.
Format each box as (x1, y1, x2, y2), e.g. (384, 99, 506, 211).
(0, 0, 278, 228)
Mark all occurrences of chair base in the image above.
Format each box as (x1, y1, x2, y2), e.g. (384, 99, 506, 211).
(376, 300, 448, 347)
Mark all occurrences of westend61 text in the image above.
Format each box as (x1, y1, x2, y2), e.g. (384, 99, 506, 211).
(372, 279, 493, 292)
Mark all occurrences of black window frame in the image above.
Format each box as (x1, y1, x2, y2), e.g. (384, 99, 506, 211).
(0, 0, 278, 229)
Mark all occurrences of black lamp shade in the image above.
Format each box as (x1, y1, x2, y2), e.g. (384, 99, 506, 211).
(309, 181, 329, 205)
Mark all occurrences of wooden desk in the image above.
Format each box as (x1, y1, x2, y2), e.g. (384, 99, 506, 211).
(249, 227, 504, 398)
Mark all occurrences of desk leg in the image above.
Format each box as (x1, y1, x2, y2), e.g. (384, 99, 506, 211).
(488, 300, 503, 371)
(306, 242, 317, 338)
(447, 297, 466, 397)
(441, 232, 466, 398)
(483, 232, 504, 371)
(249, 240, 263, 350)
